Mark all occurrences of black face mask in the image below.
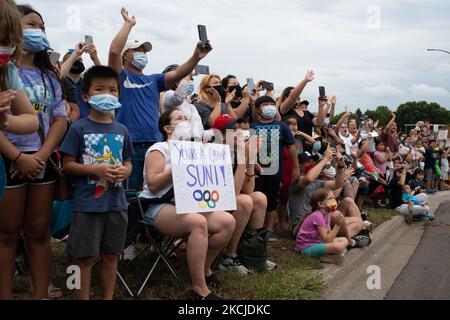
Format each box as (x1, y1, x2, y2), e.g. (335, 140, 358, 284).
(228, 85, 243, 98)
(213, 85, 227, 102)
(70, 60, 85, 74)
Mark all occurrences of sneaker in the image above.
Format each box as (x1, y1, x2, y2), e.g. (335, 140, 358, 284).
(187, 290, 224, 301)
(363, 220, 372, 229)
(346, 239, 357, 250)
(205, 273, 222, 289)
(360, 211, 368, 221)
(426, 213, 436, 221)
(265, 259, 277, 271)
(267, 231, 279, 242)
(121, 243, 137, 261)
(15, 254, 28, 276)
(218, 255, 251, 274)
(353, 235, 371, 247)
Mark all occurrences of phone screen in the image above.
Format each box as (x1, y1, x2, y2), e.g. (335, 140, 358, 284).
(195, 65, 210, 75)
(319, 86, 326, 99)
(197, 25, 209, 48)
(85, 35, 93, 45)
(246, 78, 256, 92)
(262, 81, 274, 91)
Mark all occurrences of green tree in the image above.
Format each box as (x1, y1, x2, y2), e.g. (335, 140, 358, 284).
(355, 108, 363, 122)
(396, 101, 450, 131)
(364, 106, 393, 126)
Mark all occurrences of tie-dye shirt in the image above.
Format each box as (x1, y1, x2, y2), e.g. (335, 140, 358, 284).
(4, 66, 67, 151)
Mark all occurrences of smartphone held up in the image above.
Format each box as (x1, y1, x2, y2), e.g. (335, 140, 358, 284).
(197, 25, 211, 49)
(85, 35, 94, 45)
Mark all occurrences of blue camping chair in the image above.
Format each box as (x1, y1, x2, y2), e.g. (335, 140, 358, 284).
(51, 200, 73, 240)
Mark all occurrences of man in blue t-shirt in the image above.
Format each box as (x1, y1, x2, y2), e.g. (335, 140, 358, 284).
(108, 7, 213, 190)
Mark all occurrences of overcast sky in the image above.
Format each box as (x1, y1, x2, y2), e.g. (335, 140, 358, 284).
(25, 0, 450, 112)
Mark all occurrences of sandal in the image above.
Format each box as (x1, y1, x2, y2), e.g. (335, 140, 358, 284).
(48, 283, 63, 299)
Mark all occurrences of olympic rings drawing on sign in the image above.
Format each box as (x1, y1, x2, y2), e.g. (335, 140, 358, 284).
(193, 189, 220, 209)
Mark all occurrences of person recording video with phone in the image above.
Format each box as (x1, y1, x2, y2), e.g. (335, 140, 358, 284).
(108, 7, 212, 191)
(61, 40, 102, 120)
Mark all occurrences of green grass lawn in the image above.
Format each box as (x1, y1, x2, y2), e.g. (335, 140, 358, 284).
(12, 205, 399, 300)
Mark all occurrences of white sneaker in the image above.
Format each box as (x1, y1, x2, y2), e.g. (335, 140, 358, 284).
(121, 243, 137, 261)
(363, 220, 372, 229)
(265, 259, 277, 271)
(218, 256, 251, 274)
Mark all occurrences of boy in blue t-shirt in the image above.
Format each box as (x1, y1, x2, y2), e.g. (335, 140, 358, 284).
(251, 96, 300, 240)
(60, 66, 134, 300)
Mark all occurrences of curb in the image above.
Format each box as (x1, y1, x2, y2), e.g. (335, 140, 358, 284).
(320, 215, 405, 284)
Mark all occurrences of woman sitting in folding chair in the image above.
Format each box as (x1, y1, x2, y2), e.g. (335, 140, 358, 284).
(139, 109, 236, 300)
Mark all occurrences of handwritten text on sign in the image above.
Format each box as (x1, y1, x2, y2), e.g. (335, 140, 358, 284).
(169, 141, 237, 214)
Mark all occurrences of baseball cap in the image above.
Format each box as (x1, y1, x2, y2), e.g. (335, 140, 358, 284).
(255, 96, 276, 109)
(298, 152, 312, 164)
(121, 40, 152, 57)
(212, 114, 240, 130)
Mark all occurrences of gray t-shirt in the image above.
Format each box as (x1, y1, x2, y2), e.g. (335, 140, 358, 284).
(195, 101, 228, 129)
(288, 179, 326, 230)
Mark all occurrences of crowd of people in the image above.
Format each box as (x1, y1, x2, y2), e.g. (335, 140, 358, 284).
(1, 1, 449, 300)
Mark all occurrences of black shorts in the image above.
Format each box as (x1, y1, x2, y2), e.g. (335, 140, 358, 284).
(255, 175, 281, 212)
(66, 211, 128, 258)
(3, 152, 59, 188)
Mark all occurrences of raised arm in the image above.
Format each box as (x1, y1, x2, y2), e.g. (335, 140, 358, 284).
(60, 43, 85, 78)
(299, 145, 334, 189)
(384, 112, 396, 134)
(108, 7, 136, 74)
(335, 112, 350, 134)
(84, 44, 102, 66)
(164, 43, 212, 90)
(324, 154, 346, 190)
(313, 97, 327, 128)
(279, 70, 315, 115)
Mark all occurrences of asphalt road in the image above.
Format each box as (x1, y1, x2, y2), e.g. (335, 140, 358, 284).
(386, 200, 450, 300)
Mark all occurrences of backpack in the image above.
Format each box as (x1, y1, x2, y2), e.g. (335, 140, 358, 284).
(237, 227, 269, 273)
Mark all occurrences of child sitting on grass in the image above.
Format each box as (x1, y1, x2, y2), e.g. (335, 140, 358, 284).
(295, 188, 349, 265)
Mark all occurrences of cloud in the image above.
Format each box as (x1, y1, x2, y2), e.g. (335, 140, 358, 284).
(409, 84, 450, 97)
(23, 0, 450, 111)
(363, 85, 405, 98)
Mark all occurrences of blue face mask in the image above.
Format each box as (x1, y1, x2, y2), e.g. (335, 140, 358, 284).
(261, 105, 277, 120)
(313, 141, 322, 153)
(131, 52, 148, 70)
(88, 94, 121, 113)
(187, 81, 195, 96)
(23, 29, 50, 53)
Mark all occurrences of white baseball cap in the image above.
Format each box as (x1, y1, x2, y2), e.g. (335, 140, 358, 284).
(121, 40, 152, 57)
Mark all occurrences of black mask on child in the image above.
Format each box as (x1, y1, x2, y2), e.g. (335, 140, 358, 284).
(70, 60, 85, 74)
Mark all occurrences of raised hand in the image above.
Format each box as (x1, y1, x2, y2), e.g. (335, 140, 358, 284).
(304, 70, 315, 82)
(194, 41, 213, 61)
(225, 89, 236, 105)
(121, 7, 136, 26)
(84, 44, 98, 58)
(207, 86, 221, 104)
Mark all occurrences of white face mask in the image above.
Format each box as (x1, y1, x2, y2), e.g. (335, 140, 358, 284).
(172, 121, 192, 140)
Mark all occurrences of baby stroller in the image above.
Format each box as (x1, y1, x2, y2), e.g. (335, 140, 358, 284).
(357, 167, 396, 209)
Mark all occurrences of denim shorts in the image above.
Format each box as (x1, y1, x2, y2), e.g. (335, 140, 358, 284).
(143, 201, 174, 228)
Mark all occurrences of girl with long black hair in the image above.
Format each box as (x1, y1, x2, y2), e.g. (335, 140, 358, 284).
(0, 4, 67, 299)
